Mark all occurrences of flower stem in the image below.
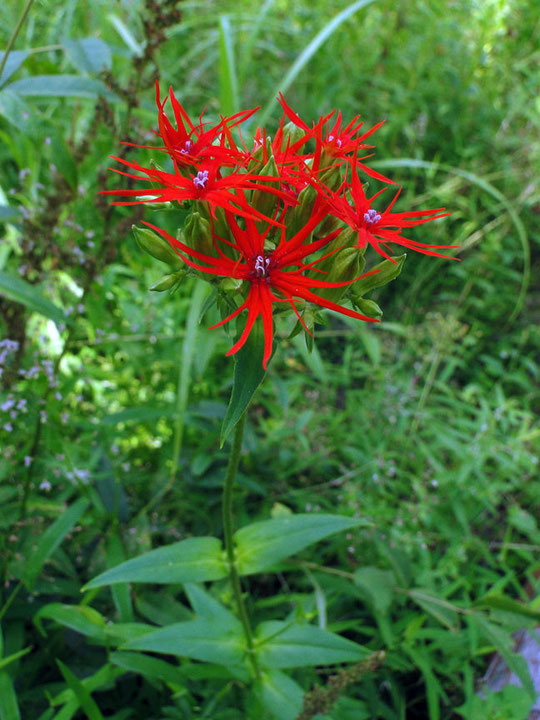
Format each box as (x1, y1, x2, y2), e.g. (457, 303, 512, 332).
(222, 411, 260, 678)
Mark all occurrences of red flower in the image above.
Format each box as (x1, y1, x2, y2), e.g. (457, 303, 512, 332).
(278, 94, 394, 184)
(321, 159, 455, 261)
(100, 156, 289, 223)
(123, 84, 255, 168)
(143, 212, 379, 368)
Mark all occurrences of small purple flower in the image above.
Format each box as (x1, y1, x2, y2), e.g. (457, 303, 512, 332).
(24, 456, 32, 467)
(40, 480, 51, 491)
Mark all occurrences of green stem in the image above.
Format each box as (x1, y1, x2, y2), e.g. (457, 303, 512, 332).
(222, 411, 260, 679)
(0, 0, 36, 81)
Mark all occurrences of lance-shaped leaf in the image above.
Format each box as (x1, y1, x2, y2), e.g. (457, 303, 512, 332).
(255, 621, 370, 668)
(83, 537, 227, 589)
(221, 316, 268, 446)
(234, 513, 366, 575)
(122, 619, 248, 680)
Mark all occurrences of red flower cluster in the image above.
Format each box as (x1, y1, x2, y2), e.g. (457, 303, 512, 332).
(103, 85, 455, 368)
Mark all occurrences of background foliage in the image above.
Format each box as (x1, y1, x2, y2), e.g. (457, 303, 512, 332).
(0, 0, 538, 718)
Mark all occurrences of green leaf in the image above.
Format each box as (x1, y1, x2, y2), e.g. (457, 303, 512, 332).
(0, 89, 34, 131)
(0, 206, 22, 223)
(106, 535, 134, 623)
(0, 647, 31, 672)
(104, 623, 156, 645)
(0, 672, 20, 720)
(62, 38, 112, 74)
(407, 589, 459, 630)
(49, 664, 125, 709)
(107, 14, 143, 57)
(474, 594, 540, 621)
(259, 0, 377, 125)
(218, 15, 239, 115)
(184, 583, 238, 626)
(110, 652, 183, 687)
(56, 660, 105, 720)
(403, 646, 442, 720)
(34, 604, 106, 642)
(0, 50, 29, 88)
(354, 567, 395, 615)
(0, 270, 66, 324)
(375, 539, 413, 588)
(221, 317, 268, 446)
(254, 669, 304, 720)
(256, 621, 370, 668)
(7, 75, 118, 101)
(122, 619, 248, 678)
(83, 537, 227, 589)
(23, 498, 88, 589)
(234, 513, 365, 575)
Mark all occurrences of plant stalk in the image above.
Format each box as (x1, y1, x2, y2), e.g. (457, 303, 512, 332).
(222, 411, 260, 678)
(0, 0, 36, 82)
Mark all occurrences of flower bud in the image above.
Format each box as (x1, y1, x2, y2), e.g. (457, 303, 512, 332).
(350, 254, 406, 298)
(247, 135, 273, 173)
(219, 277, 243, 293)
(287, 183, 318, 238)
(250, 154, 280, 219)
(133, 225, 183, 268)
(150, 270, 187, 292)
(183, 211, 215, 257)
(353, 297, 382, 319)
(315, 246, 366, 303)
(281, 121, 305, 150)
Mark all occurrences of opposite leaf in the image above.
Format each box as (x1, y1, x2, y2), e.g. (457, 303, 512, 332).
(234, 513, 366, 575)
(83, 537, 227, 589)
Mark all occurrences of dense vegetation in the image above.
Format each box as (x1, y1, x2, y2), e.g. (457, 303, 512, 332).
(0, 0, 538, 718)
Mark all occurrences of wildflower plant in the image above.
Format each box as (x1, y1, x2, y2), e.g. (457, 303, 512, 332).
(87, 85, 454, 718)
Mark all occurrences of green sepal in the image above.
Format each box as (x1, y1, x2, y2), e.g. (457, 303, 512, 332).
(133, 225, 183, 268)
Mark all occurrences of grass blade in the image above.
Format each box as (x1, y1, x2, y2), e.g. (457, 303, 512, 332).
(238, 0, 275, 85)
(258, 0, 377, 126)
(218, 15, 239, 115)
(372, 158, 530, 321)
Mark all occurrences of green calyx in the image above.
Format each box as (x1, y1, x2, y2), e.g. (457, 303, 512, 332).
(251, 155, 280, 219)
